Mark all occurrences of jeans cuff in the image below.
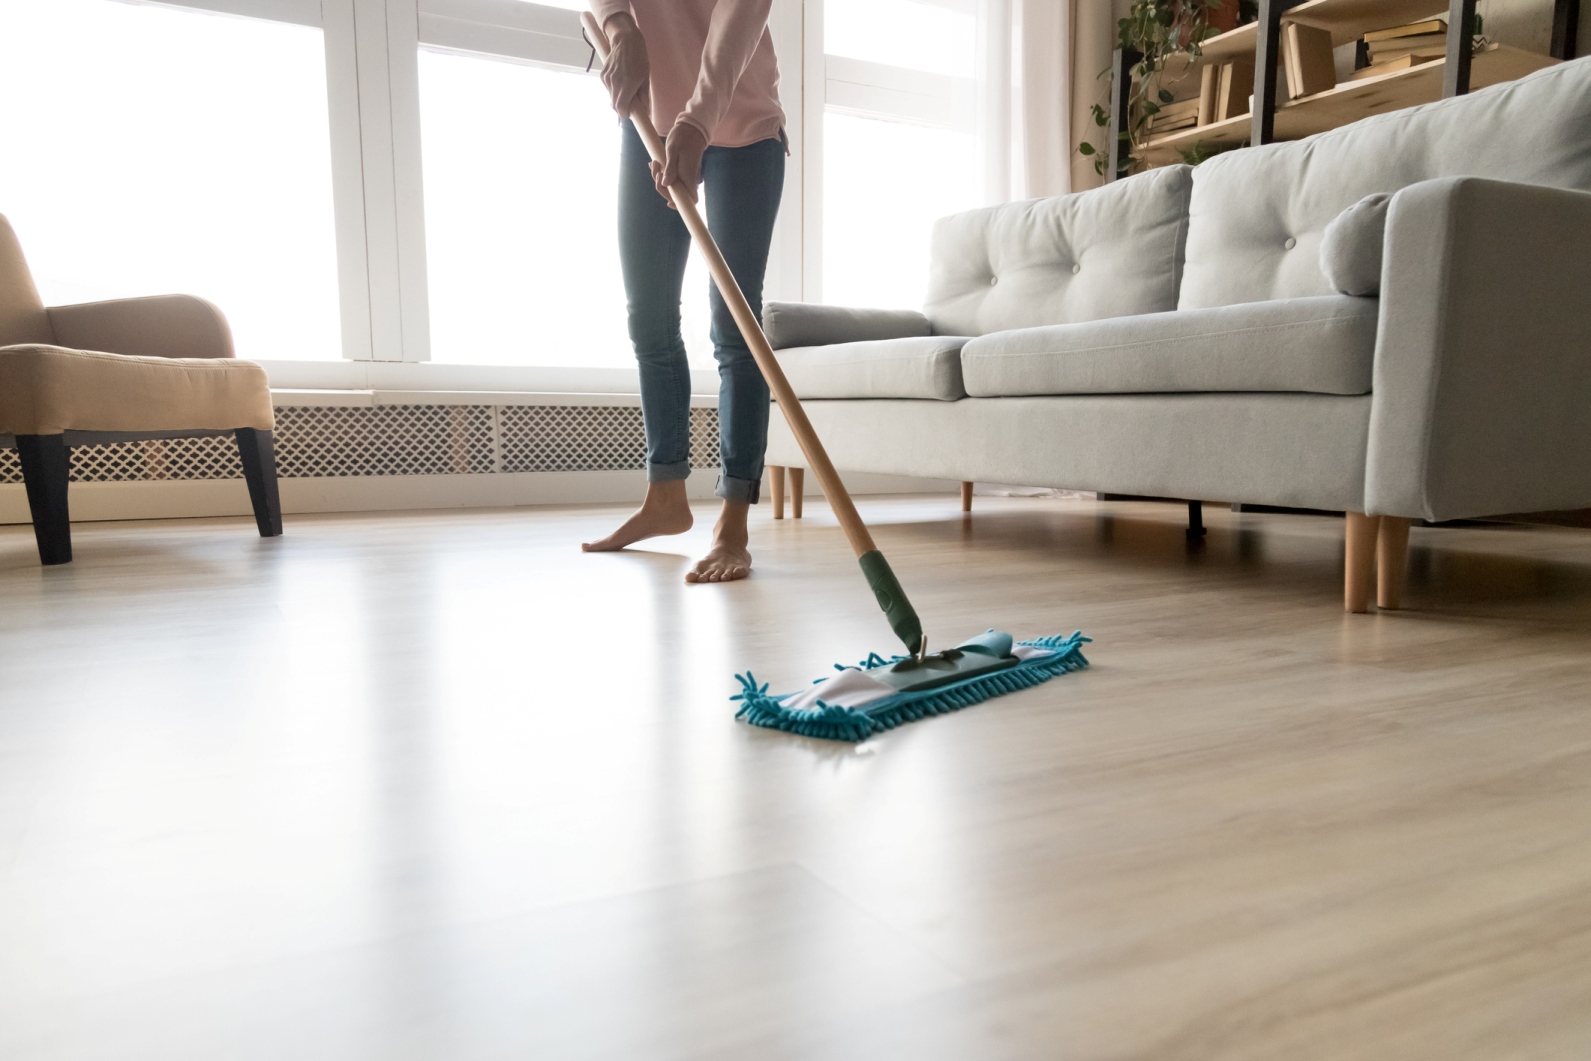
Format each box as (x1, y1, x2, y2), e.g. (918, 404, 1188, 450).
(647, 460, 691, 483)
(716, 473, 761, 504)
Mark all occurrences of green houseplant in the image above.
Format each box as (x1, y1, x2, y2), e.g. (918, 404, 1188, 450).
(1079, 0, 1236, 175)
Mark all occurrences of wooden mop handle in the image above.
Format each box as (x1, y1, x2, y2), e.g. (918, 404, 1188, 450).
(581, 12, 877, 561)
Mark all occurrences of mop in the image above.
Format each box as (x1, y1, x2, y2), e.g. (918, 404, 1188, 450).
(582, 15, 1090, 741)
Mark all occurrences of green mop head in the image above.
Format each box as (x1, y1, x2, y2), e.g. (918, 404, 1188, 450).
(732, 630, 1091, 742)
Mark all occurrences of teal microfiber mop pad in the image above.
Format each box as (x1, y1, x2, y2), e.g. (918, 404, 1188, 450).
(732, 630, 1091, 742)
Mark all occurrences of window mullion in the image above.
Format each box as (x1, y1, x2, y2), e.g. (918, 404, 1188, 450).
(801, 0, 825, 302)
(323, 0, 376, 361)
(385, 0, 432, 362)
(332, 0, 432, 363)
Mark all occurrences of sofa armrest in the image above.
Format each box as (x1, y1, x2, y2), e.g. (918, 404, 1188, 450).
(1366, 176, 1591, 521)
(761, 301, 932, 350)
(47, 294, 234, 360)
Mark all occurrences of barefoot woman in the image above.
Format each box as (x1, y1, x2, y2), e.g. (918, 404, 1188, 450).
(580, 0, 785, 583)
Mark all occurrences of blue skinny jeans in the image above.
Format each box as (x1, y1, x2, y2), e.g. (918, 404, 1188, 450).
(618, 120, 785, 503)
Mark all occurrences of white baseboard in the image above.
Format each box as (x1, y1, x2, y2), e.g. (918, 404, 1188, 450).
(0, 470, 958, 524)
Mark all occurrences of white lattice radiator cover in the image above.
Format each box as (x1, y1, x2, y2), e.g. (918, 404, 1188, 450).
(0, 405, 721, 484)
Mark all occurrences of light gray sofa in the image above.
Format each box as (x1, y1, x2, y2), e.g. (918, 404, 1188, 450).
(763, 56, 1591, 612)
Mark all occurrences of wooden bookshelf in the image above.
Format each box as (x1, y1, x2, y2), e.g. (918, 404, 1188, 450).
(1106, 0, 1577, 179)
(1169, 0, 1450, 70)
(1142, 44, 1560, 164)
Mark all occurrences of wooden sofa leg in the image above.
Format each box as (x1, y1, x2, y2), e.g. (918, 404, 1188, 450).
(790, 468, 804, 519)
(235, 428, 283, 538)
(1377, 516, 1412, 610)
(961, 481, 974, 512)
(1345, 511, 1380, 613)
(1186, 499, 1206, 539)
(16, 434, 72, 566)
(769, 465, 785, 519)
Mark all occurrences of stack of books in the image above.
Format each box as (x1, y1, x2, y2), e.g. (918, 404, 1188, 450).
(1352, 19, 1448, 80)
(1147, 97, 1202, 135)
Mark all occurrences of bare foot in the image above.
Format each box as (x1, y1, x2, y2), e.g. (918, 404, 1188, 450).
(582, 481, 693, 552)
(686, 501, 752, 583)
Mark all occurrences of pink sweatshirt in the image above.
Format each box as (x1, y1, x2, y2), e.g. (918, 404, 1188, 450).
(590, 0, 785, 148)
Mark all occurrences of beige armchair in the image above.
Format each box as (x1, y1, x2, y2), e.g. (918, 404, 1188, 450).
(0, 214, 280, 565)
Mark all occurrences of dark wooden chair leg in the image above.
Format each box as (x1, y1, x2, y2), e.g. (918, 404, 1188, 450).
(235, 428, 283, 537)
(16, 434, 73, 565)
(1186, 500, 1207, 539)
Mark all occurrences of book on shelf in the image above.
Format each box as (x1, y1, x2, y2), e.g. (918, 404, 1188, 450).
(1349, 52, 1441, 79)
(1283, 22, 1337, 98)
(1367, 43, 1448, 64)
(1151, 98, 1202, 123)
(1216, 60, 1253, 121)
(1199, 63, 1219, 125)
(1368, 32, 1449, 55)
(1148, 97, 1200, 135)
(1363, 18, 1446, 42)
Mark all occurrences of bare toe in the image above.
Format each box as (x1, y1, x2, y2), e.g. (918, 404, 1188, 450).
(687, 546, 752, 583)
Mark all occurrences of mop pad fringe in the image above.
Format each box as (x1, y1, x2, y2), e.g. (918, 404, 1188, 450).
(731, 632, 1091, 742)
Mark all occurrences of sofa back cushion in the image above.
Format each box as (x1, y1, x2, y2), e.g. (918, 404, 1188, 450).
(1180, 56, 1591, 310)
(923, 165, 1193, 337)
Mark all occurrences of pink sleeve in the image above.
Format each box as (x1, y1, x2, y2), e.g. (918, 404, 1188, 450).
(676, 0, 773, 141)
(588, 0, 632, 29)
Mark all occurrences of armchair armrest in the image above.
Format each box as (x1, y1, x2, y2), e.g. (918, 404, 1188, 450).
(761, 301, 932, 350)
(1366, 177, 1591, 521)
(47, 294, 234, 360)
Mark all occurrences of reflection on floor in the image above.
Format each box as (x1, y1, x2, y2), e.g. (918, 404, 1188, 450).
(3, 496, 1591, 1060)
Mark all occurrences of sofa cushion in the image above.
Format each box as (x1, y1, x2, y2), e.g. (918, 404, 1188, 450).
(923, 165, 1192, 337)
(960, 295, 1378, 397)
(762, 302, 931, 349)
(774, 336, 969, 401)
(0, 344, 274, 436)
(1320, 193, 1391, 296)
(1180, 56, 1591, 310)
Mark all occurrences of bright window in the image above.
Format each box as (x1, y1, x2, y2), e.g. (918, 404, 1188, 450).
(418, 49, 714, 368)
(0, 0, 342, 360)
(821, 114, 978, 312)
(825, 0, 977, 77)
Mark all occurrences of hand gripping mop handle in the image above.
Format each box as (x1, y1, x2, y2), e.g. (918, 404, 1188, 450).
(582, 13, 923, 656)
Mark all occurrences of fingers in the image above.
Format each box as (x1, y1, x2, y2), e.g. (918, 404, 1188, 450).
(602, 70, 646, 117)
(653, 124, 705, 207)
(599, 16, 649, 118)
(650, 161, 673, 206)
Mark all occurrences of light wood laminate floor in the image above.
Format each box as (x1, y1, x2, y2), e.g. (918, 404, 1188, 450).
(3, 496, 1591, 1060)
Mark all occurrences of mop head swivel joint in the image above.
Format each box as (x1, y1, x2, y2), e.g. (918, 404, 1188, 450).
(732, 630, 1091, 742)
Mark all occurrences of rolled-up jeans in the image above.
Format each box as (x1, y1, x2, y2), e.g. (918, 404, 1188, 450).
(618, 120, 785, 503)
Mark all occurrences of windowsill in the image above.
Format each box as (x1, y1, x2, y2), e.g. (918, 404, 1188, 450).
(269, 387, 717, 408)
(255, 359, 721, 397)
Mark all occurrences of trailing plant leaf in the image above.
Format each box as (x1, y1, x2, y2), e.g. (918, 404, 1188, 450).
(1078, 0, 1226, 175)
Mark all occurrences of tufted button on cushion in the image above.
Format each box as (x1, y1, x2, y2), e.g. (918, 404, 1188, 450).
(924, 164, 1193, 336)
(1283, 236, 1297, 250)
